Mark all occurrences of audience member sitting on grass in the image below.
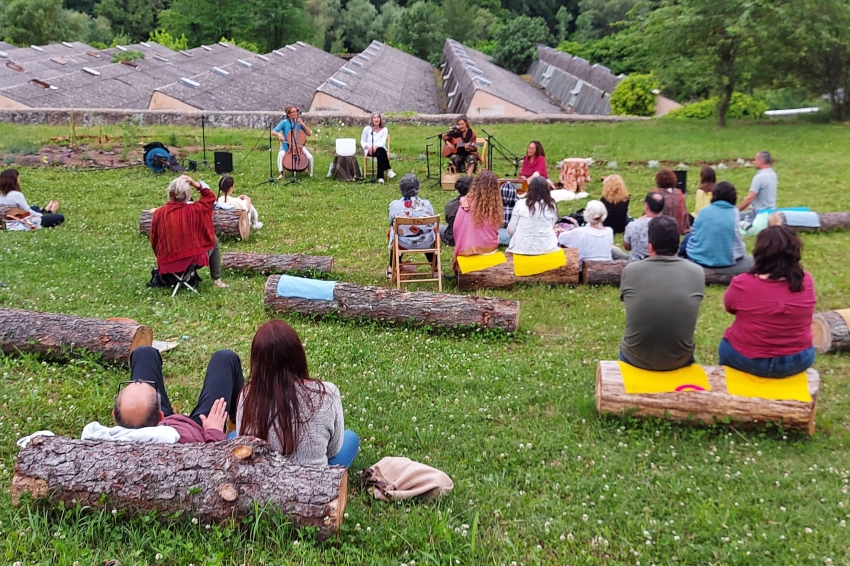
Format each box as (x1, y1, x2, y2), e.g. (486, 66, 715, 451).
(680, 181, 745, 268)
(506, 176, 559, 255)
(600, 174, 631, 234)
(624, 192, 665, 260)
(651, 168, 689, 235)
(82, 346, 244, 443)
(236, 319, 359, 468)
(739, 151, 777, 216)
(558, 200, 629, 265)
(453, 170, 504, 270)
(386, 174, 436, 278)
(440, 175, 471, 247)
(693, 166, 716, 217)
(519, 141, 556, 190)
(719, 225, 816, 378)
(216, 175, 262, 229)
(620, 216, 705, 371)
(0, 168, 64, 228)
(150, 175, 228, 289)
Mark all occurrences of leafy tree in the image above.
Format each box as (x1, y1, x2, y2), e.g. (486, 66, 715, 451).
(110, 49, 144, 62)
(443, 0, 476, 43)
(572, 0, 638, 42)
(243, 0, 311, 52)
(1, 0, 73, 45)
(609, 72, 658, 116)
(219, 36, 260, 53)
(555, 6, 573, 43)
(93, 0, 161, 42)
(149, 29, 189, 51)
(491, 14, 551, 73)
(472, 6, 496, 40)
(304, 0, 343, 51)
(340, 0, 380, 51)
(391, 0, 444, 62)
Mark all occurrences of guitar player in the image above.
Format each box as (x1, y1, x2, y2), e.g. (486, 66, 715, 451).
(443, 115, 480, 176)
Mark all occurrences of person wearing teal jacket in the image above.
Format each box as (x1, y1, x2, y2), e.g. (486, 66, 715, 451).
(681, 181, 745, 268)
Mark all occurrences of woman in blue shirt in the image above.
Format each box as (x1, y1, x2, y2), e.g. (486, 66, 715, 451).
(680, 181, 745, 267)
(274, 105, 313, 177)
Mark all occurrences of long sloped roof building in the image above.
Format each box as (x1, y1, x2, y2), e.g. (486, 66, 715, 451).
(528, 45, 621, 115)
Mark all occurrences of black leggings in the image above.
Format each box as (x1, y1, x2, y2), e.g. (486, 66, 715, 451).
(369, 147, 391, 180)
(30, 206, 64, 228)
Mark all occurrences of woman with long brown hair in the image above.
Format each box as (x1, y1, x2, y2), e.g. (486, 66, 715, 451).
(719, 225, 816, 378)
(452, 170, 504, 265)
(693, 166, 716, 217)
(236, 319, 359, 467)
(0, 168, 64, 228)
(650, 168, 689, 235)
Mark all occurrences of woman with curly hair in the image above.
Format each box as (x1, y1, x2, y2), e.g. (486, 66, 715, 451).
(650, 168, 689, 235)
(452, 170, 504, 265)
(600, 174, 631, 233)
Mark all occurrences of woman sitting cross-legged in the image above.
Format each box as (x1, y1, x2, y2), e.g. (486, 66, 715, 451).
(0, 168, 65, 228)
(600, 174, 631, 234)
(387, 174, 437, 278)
(216, 175, 262, 229)
(558, 200, 629, 265)
(506, 176, 559, 255)
(452, 170, 504, 270)
(680, 181, 745, 268)
(693, 166, 716, 217)
(719, 225, 816, 378)
(236, 319, 359, 467)
(519, 140, 556, 190)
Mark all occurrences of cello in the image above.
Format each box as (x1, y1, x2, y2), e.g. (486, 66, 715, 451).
(282, 118, 308, 173)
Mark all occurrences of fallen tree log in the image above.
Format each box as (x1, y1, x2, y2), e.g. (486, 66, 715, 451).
(0, 308, 152, 363)
(770, 211, 850, 233)
(222, 252, 333, 276)
(139, 208, 250, 240)
(264, 275, 519, 332)
(456, 249, 579, 291)
(13, 436, 346, 539)
(811, 309, 850, 354)
(581, 258, 752, 286)
(596, 361, 819, 435)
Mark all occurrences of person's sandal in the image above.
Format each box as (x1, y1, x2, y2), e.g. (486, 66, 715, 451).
(214, 279, 229, 288)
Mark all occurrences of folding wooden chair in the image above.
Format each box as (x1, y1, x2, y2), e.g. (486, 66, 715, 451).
(391, 215, 442, 292)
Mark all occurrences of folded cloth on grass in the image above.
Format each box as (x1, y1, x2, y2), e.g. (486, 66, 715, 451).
(513, 250, 567, 276)
(362, 456, 454, 502)
(618, 361, 711, 394)
(779, 210, 821, 229)
(723, 366, 812, 402)
(81, 421, 180, 444)
(276, 274, 336, 301)
(456, 252, 506, 274)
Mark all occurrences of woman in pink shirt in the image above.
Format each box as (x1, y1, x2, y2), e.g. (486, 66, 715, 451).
(520, 141, 555, 189)
(719, 226, 816, 378)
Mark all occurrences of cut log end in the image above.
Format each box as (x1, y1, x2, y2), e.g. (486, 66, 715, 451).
(232, 445, 253, 460)
(811, 315, 832, 353)
(218, 484, 238, 502)
(129, 326, 154, 355)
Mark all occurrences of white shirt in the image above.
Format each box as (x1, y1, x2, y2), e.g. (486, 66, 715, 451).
(361, 126, 389, 154)
(558, 225, 614, 265)
(506, 199, 559, 255)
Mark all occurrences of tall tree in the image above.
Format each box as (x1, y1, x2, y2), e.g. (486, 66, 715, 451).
(246, 0, 311, 52)
(572, 0, 638, 42)
(390, 0, 445, 62)
(340, 0, 380, 52)
(2, 0, 73, 45)
(158, 0, 250, 47)
(491, 14, 552, 73)
(94, 0, 161, 42)
(304, 0, 342, 51)
(443, 0, 475, 43)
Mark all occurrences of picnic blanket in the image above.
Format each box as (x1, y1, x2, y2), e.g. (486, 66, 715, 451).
(276, 274, 336, 301)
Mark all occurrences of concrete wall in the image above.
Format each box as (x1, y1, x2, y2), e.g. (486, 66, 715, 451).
(0, 95, 28, 110)
(466, 91, 537, 118)
(309, 92, 369, 116)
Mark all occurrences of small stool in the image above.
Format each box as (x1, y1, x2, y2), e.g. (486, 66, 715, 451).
(329, 155, 362, 181)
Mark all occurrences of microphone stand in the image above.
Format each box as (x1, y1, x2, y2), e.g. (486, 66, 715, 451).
(426, 131, 449, 190)
(200, 115, 209, 169)
(368, 130, 377, 183)
(480, 128, 521, 176)
(255, 120, 279, 186)
(425, 143, 434, 180)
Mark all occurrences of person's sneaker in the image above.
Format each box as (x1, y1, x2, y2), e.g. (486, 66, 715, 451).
(378, 178, 385, 184)
(387, 170, 397, 179)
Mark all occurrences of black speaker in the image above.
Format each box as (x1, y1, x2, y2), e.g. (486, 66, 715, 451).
(214, 151, 233, 174)
(674, 170, 687, 193)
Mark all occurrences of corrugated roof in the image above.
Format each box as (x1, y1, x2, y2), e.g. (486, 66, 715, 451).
(0, 44, 109, 91)
(313, 40, 440, 113)
(440, 39, 562, 115)
(528, 45, 621, 116)
(100, 42, 177, 61)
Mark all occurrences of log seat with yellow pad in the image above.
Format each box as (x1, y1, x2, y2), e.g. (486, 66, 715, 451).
(595, 361, 820, 435)
(457, 248, 579, 291)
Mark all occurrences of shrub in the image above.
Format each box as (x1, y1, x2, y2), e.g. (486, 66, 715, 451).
(666, 93, 768, 120)
(610, 74, 659, 117)
(110, 50, 145, 64)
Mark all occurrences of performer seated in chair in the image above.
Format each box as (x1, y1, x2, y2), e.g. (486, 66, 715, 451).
(361, 112, 396, 183)
(150, 175, 228, 288)
(274, 105, 314, 178)
(519, 141, 556, 190)
(443, 115, 480, 176)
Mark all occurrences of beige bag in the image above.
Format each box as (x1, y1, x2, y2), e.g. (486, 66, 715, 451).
(361, 456, 453, 502)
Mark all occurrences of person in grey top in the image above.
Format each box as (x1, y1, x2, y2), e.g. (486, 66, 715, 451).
(623, 191, 665, 260)
(620, 216, 705, 371)
(739, 151, 777, 213)
(236, 320, 359, 467)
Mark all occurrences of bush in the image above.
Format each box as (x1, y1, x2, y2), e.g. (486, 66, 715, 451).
(110, 50, 145, 64)
(609, 73, 659, 117)
(666, 93, 768, 120)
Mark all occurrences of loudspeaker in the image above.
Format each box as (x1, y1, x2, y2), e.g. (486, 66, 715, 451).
(674, 170, 687, 193)
(214, 151, 233, 175)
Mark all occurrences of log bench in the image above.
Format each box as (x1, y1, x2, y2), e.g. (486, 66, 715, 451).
(0, 308, 152, 363)
(456, 249, 579, 291)
(139, 208, 251, 240)
(264, 275, 520, 332)
(222, 252, 333, 276)
(770, 211, 850, 233)
(595, 361, 819, 435)
(582, 259, 751, 286)
(13, 437, 347, 539)
(812, 309, 850, 353)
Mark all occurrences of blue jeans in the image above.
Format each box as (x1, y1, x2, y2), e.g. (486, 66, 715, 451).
(718, 338, 815, 378)
(498, 227, 510, 246)
(328, 430, 360, 468)
(678, 233, 692, 257)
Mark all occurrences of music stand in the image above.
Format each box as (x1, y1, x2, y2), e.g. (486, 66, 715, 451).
(426, 132, 446, 190)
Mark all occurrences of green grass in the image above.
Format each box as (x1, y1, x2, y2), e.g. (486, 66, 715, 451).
(1, 118, 850, 565)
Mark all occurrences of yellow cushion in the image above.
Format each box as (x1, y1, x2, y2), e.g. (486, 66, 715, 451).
(512, 250, 567, 277)
(456, 252, 506, 274)
(723, 366, 812, 402)
(618, 361, 711, 394)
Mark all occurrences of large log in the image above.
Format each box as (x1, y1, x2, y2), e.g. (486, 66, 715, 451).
(222, 252, 333, 276)
(771, 211, 850, 233)
(0, 308, 152, 363)
(139, 208, 250, 240)
(581, 260, 746, 286)
(596, 361, 819, 435)
(456, 249, 579, 291)
(811, 309, 850, 354)
(13, 436, 347, 539)
(264, 275, 520, 332)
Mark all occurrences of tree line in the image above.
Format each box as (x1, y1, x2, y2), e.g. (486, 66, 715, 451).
(1, 0, 848, 124)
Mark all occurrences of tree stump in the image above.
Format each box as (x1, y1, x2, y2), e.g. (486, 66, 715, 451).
(581, 260, 743, 286)
(770, 211, 850, 233)
(13, 437, 347, 539)
(456, 249, 579, 291)
(222, 252, 333, 276)
(139, 208, 250, 240)
(264, 275, 520, 332)
(595, 361, 819, 435)
(811, 309, 850, 354)
(0, 308, 152, 363)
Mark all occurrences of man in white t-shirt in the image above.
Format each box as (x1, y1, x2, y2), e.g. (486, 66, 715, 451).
(738, 151, 777, 214)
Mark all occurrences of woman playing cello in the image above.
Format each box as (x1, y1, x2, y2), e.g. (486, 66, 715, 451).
(443, 115, 479, 176)
(274, 106, 314, 178)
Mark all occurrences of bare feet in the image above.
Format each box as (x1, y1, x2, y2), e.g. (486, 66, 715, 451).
(45, 200, 59, 213)
(213, 279, 229, 289)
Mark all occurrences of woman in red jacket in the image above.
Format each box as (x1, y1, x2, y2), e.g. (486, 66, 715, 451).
(519, 141, 555, 189)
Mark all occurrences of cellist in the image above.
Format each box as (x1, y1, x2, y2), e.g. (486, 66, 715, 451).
(442, 115, 478, 176)
(274, 106, 314, 178)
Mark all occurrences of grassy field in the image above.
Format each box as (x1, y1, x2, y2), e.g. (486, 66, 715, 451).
(0, 118, 849, 565)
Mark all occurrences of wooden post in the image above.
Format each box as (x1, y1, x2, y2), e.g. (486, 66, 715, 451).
(595, 361, 819, 435)
(770, 211, 850, 233)
(222, 252, 333, 276)
(139, 209, 250, 240)
(13, 437, 347, 539)
(264, 275, 520, 332)
(456, 249, 579, 291)
(811, 309, 850, 353)
(582, 260, 744, 286)
(0, 308, 152, 363)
